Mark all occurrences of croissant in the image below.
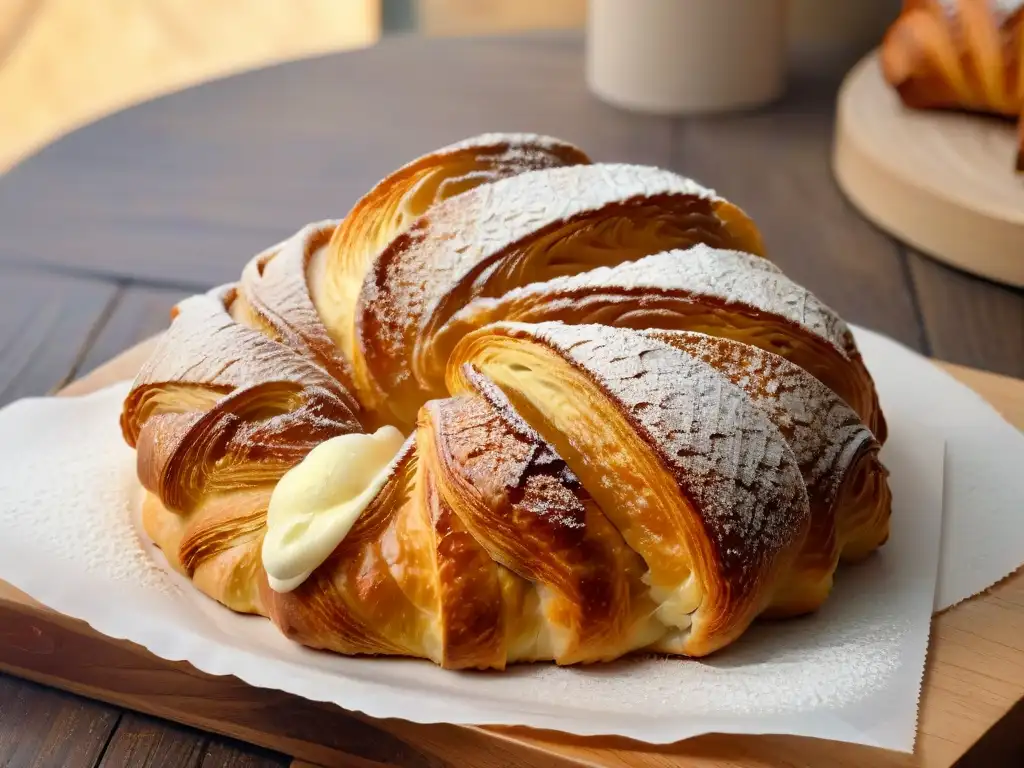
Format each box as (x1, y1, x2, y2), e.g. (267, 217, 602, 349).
(881, 0, 1024, 171)
(121, 133, 892, 669)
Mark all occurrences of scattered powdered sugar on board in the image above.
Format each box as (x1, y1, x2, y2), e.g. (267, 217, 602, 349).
(523, 588, 909, 716)
(0, 383, 178, 595)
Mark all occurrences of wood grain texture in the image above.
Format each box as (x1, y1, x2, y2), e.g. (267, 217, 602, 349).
(0, 33, 673, 289)
(97, 712, 295, 768)
(199, 741, 289, 768)
(0, 266, 117, 406)
(0, 673, 119, 768)
(98, 713, 206, 768)
(670, 73, 926, 351)
(75, 285, 187, 380)
(908, 253, 1024, 380)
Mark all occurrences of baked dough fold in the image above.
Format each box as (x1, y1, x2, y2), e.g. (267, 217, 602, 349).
(120, 133, 892, 668)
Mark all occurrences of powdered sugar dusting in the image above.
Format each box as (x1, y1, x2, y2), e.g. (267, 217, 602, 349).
(126, 288, 361, 443)
(474, 246, 851, 358)
(644, 330, 876, 509)
(501, 321, 808, 589)
(441, 132, 582, 155)
(544, 618, 904, 718)
(239, 219, 361, 406)
(137, 289, 345, 396)
(360, 164, 721, 392)
(937, 0, 1022, 19)
(524, 607, 908, 716)
(0, 384, 178, 594)
(383, 165, 717, 302)
(430, 379, 588, 532)
(0, 320, 946, 750)
(461, 364, 552, 452)
(0, 124, 951, 749)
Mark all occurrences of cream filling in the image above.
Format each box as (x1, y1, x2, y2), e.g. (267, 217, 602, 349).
(261, 425, 406, 593)
(647, 572, 700, 636)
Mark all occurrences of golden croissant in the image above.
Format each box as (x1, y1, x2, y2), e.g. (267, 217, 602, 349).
(120, 133, 892, 669)
(881, 0, 1024, 172)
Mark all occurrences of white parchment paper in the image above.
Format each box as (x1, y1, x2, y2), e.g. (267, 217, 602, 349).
(1, 324, 1019, 752)
(851, 329, 1024, 611)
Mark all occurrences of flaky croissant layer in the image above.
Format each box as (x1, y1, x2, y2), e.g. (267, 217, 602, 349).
(122, 133, 892, 669)
(882, 0, 1024, 171)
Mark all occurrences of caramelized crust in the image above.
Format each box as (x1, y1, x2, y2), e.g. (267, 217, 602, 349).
(234, 220, 364, 420)
(448, 322, 811, 656)
(642, 330, 891, 616)
(121, 133, 892, 668)
(432, 245, 886, 442)
(882, 0, 1024, 171)
(356, 164, 766, 428)
(428, 371, 660, 664)
(311, 133, 591, 403)
(421, 456, 508, 670)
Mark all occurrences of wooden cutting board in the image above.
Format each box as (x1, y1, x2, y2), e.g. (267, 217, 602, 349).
(1, 338, 1023, 768)
(833, 51, 1024, 289)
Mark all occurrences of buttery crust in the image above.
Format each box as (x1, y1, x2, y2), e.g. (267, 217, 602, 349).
(427, 372, 660, 665)
(882, 0, 1024, 171)
(234, 220, 364, 417)
(356, 163, 766, 428)
(120, 133, 892, 668)
(313, 133, 592, 411)
(431, 245, 886, 442)
(642, 330, 891, 617)
(122, 287, 362, 614)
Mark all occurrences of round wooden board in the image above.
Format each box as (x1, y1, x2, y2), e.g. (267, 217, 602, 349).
(833, 51, 1024, 288)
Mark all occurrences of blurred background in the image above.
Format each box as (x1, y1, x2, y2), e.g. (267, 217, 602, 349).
(0, 0, 900, 172)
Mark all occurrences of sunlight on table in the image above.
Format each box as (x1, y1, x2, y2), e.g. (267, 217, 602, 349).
(0, 0, 380, 172)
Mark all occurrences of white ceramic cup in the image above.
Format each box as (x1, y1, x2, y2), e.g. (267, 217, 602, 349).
(585, 0, 788, 114)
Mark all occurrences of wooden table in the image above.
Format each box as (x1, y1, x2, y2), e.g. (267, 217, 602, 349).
(0, 30, 1022, 768)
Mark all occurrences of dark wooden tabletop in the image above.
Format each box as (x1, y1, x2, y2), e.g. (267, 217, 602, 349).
(0, 30, 1022, 768)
